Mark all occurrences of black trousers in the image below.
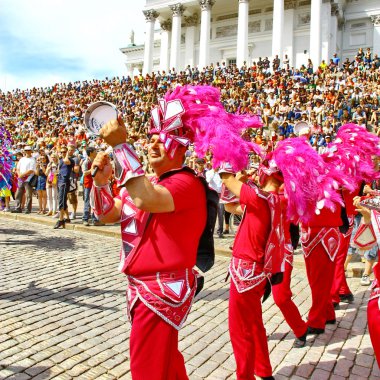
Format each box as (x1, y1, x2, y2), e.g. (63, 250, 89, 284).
(58, 182, 70, 211)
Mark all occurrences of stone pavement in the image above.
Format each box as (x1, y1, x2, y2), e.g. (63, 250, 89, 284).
(0, 193, 365, 276)
(0, 219, 379, 380)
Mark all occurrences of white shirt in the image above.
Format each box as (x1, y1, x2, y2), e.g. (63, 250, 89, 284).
(17, 156, 36, 181)
(205, 169, 222, 194)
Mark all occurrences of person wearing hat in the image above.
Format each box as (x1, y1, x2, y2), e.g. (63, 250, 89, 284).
(219, 159, 284, 380)
(219, 136, 337, 377)
(11, 146, 36, 214)
(88, 86, 216, 379)
(352, 197, 380, 365)
(329, 185, 363, 309)
(301, 201, 343, 336)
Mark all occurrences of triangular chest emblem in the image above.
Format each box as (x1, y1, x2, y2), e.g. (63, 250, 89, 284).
(163, 280, 184, 297)
(242, 268, 251, 277)
(124, 219, 137, 235)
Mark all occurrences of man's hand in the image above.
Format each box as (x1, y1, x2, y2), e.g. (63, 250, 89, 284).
(92, 152, 113, 186)
(99, 115, 128, 147)
(236, 170, 249, 183)
(353, 196, 371, 224)
(63, 151, 71, 165)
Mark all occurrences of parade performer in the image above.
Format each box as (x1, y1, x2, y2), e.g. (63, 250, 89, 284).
(330, 187, 361, 307)
(220, 137, 340, 379)
(352, 196, 380, 364)
(299, 123, 380, 334)
(300, 200, 343, 334)
(90, 85, 261, 380)
(321, 124, 380, 308)
(272, 193, 308, 348)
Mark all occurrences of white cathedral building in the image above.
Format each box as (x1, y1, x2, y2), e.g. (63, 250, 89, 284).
(120, 0, 380, 76)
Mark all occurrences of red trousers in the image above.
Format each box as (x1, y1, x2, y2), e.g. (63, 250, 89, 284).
(368, 298, 380, 365)
(304, 246, 336, 329)
(130, 300, 188, 380)
(331, 233, 352, 303)
(229, 279, 272, 379)
(272, 261, 308, 338)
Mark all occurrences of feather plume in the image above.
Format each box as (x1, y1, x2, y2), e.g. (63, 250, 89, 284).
(163, 85, 263, 171)
(272, 137, 343, 223)
(321, 123, 380, 188)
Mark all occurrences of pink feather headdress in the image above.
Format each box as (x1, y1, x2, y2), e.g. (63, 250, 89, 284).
(149, 85, 262, 171)
(271, 137, 343, 223)
(321, 123, 380, 188)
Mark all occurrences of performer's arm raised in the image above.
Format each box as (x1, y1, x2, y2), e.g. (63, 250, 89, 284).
(90, 152, 122, 223)
(91, 117, 178, 222)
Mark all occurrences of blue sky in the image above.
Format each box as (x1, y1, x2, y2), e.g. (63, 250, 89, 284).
(0, 0, 146, 91)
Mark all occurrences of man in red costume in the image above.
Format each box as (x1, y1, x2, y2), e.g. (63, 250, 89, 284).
(220, 162, 285, 380)
(330, 187, 362, 307)
(368, 263, 380, 364)
(90, 100, 207, 379)
(301, 205, 342, 334)
(272, 197, 308, 348)
(353, 197, 380, 364)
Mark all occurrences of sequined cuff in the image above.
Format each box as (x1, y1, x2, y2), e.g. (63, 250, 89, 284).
(220, 184, 239, 204)
(113, 143, 144, 186)
(90, 183, 115, 218)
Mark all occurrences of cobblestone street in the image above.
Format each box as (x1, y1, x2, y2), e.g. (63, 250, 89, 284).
(0, 219, 379, 380)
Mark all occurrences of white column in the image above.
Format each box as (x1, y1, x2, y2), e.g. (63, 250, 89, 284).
(309, 0, 322, 68)
(126, 64, 135, 78)
(199, 1, 214, 69)
(272, 0, 284, 62)
(185, 14, 198, 68)
(160, 20, 171, 72)
(169, 3, 185, 71)
(371, 15, 380, 54)
(283, 1, 296, 68)
(142, 9, 159, 75)
(321, 0, 331, 64)
(237, 0, 249, 68)
(329, 4, 339, 59)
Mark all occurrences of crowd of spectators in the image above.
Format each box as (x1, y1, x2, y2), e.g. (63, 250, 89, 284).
(0, 47, 379, 228)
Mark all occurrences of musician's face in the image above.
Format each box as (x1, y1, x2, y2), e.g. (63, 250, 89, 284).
(148, 134, 185, 176)
(148, 135, 168, 166)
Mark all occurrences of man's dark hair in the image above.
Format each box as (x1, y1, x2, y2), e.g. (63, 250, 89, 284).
(86, 147, 96, 156)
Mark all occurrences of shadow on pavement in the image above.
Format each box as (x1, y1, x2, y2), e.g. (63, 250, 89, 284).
(196, 288, 229, 302)
(0, 365, 50, 379)
(0, 227, 37, 236)
(0, 280, 123, 312)
(0, 232, 82, 252)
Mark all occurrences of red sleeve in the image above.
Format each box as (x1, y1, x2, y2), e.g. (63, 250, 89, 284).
(161, 173, 203, 212)
(240, 183, 260, 211)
